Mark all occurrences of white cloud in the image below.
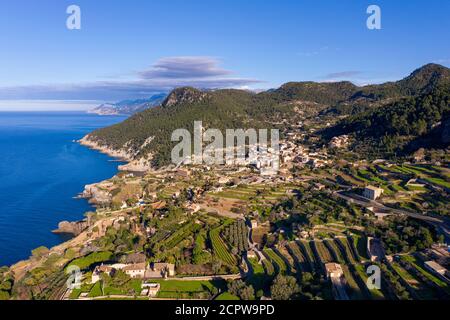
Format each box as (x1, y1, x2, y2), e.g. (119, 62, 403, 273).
(0, 56, 261, 101)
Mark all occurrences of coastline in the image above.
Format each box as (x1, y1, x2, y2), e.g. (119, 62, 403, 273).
(79, 135, 152, 172)
(78, 135, 133, 162)
(7, 134, 130, 272)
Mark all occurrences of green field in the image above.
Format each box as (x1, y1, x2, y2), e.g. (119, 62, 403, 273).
(153, 279, 226, 299)
(390, 262, 436, 300)
(247, 258, 271, 291)
(298, 241, 317, 270)
(216, 292, 240, 300)
(67, 251, 113, 271)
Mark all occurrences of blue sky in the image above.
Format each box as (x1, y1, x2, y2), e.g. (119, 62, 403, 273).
(0, 0, 449, 110)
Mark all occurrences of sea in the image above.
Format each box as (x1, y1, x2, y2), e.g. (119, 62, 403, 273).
(0, 112, 127, 266)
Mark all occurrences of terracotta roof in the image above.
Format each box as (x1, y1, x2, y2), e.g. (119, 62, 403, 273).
(123, 263, 147, 271)
(97, 265, 113, 272)
(151, 201, 167, 210)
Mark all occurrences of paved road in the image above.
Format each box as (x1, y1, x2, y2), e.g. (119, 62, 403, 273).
(334, 191, 450, 242)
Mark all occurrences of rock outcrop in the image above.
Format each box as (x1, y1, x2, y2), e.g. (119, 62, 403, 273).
(162, 87, 207, 108)
(78, 135, 133, 161)
(82, 183, 112, 205)
(118, 158, 152, 172)
(52, 220, 89, 236)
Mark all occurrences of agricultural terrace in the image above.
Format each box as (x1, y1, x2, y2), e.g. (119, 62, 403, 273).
(247, 258, 271, 291)
(262, 248, 289, 274)
(353, 264, 385, 300)
(335, 237, 360, 264)
(399, 255, 450, 297)
(341, 265, 366, 300)
(212, 183, 298, 203)
(222, 220, 249, 255)
(390, 261, 437, 300)
(298, 241, 318, 270)
(286, 242, 310, 272)
(312, 241, 334, 264)
(209, 221, 238, 266)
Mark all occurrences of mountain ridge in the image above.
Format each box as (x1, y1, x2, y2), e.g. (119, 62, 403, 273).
(82, 63, 450, 167)
(88, 93, 167, 115)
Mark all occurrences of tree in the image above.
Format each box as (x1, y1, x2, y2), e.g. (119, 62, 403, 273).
(270, 275, 300, 300)
(0, 290, 10, 300)
(212, 259, 222, 274)
(239, 285, 255, 300)
(227, 280, 255, 300)
(301, 272, 314, 285)
(228, 280, 245, 296)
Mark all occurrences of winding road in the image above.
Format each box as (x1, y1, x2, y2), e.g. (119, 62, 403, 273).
(334, 191, 450, 243)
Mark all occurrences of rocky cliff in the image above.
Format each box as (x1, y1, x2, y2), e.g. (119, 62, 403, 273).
(52, 220, 89, 236)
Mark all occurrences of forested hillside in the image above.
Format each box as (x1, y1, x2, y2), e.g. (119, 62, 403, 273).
(84, 64, 450, 167)
(322, 85, 450, 158)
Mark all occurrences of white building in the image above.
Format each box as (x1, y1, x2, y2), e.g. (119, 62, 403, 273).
(123, 263, 147, 278)
(141, 282, 161, 297)
(424, 261, 447, 276)
(363, 186, 384, 200)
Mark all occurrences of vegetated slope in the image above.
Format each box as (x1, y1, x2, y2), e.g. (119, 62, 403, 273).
(325, 63, 450, 115)
(85, 87, 273, 167)
(84, 64, 450, 167)
(85, 82, 351, 167)
(322, 84, 449, 158)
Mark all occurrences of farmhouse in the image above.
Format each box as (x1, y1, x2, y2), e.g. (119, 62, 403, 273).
(146, 262, 176, 278)
(424, 261, 447, 276)
(367, 206, 393, 221)
(329, 135, 349, 149)
(314, 183, 326, 191)
(325, 263, 349, 300)
(218, 176, 231, 184)
(175, 169, 191, 178)
(247, 250, 257, 259)
(141, 282, 161, 297)
(91, 263, 127, 283)
(363, 186, 384, 200)
(428, 244, 450, 265)
(325, 263, 343, 279)
(150, 200, 167, 210)
(123, 262, 147, 278)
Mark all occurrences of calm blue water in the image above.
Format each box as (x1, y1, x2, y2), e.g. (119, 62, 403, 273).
(0, 112, 127, 266)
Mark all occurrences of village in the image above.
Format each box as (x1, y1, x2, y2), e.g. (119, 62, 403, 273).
(1, 112, 448, 301)
(47, 125, 449, 301)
